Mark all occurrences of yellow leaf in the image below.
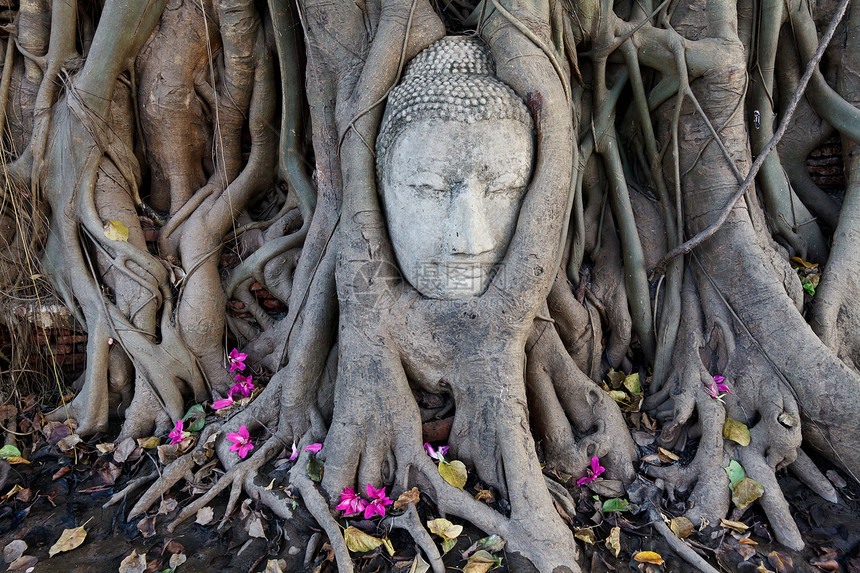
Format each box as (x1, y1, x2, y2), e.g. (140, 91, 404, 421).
(5, 456, 29, 465)
(343, 526, 383, 553)
(658, 447, 679, 462)
(438, 460, 467, 489)
(463, 550, 496, 573)
(723, 418, 751, 446)
(606, 526, 621, 558)
(720, 518, 749, 533)
(408, 554, 431, 573)
(48, 526, 87, 557)
(634, 551, 665, 565)
(608, 390, 628, 403)
(103, 220, 130, 242)
(382, 537, 395, 556)
(624, 373, 642, 394)
(790, 256, 818, 269)
(669, 516, 694, 539)
(574, 528, 595, 545)
(136, 436, 159, 449)
(475, 489, 495, 503)
(732, 477, 765, 510)
(3, 484, 23, 500)
(393, 486, 420, 509)
(118, 549, 146, 573)
(426, 518, 463, 542)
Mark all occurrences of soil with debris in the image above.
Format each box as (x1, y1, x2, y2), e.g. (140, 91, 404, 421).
(0, 393, 858, 573)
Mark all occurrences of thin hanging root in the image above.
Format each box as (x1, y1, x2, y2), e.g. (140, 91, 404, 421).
(388, 504, 445, 573)
(103, 470, 158, 508)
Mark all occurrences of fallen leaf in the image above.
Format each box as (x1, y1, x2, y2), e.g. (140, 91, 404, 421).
(624, 373, 642, 394)
(825, 470, 846, 489)
(48, 525, 87, 557)
(307, 457, 324, 482)
(606, 526, 621, 557)
(657, 447, 679, 462)
(4, 456, 29, 465)
(6, 555, 37, 571)
(634, 551, 664, 565)
(2, 484, 23, 500)
(608, 390, 628, 403)
(474, 534, 505, 554)
(343, 526, 383, 553)
(247, 516, 266, 539)
(768, 550, 794, 573)
(118, 549, 146, 573)
(114, 437, 137, 463)
(265, 559, 286, 573)
(0, 445, 21, 459)
(601, 497, 630, 513)
(631, 431, 655, 447)
(475, 489, 495, 503)
(463, 550, 497, 573)
(670, 516, 694, 539)
(96, 443, 116, 454)
(182, 404, 206, 432)
(195, 506, 214, 525)
(427, 518, 463, 542)
(382, 537, 395, 556)
(811, 559, 839, 571)
(393, 486, 420, 510)
(720, 518, 749, 533)
(157, 498, 178, 515)
(607, 369, 626, 388)
(3, 539, 27, 563)
(136, 436, 159, 449)
(137, 515, 156, 538)
(169, 553, 187, 569)
(723, 418, 751, 446)
(13, 488, 31, 502)
(725, 460, 745, 486)
(439, 460, 467, 489)
(739, 537, 758, 545)
(103, 219, 130, 242)
(736, 543, 757, 560)
(732, 477, 765, 510)
(157, 443, 179, 465)
(52, 466, 71, 480)
(408, 554, 430, 573)
(574, 528, 595, 545)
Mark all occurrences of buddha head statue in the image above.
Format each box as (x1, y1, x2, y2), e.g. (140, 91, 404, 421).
(376, 36, 535, 300)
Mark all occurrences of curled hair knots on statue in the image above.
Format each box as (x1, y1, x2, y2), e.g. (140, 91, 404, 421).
(376, 36, 534, 165)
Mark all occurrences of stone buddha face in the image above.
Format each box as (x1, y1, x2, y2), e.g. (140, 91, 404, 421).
(376, 37, 535, 300)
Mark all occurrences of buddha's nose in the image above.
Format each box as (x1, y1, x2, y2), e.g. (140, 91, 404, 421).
(448, 187, 495, 256)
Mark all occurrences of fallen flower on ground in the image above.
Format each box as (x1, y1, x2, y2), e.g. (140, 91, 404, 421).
(577, 456, 605, 486)
(364, 484, 393, 519)
(424, 442, 449, 463)
(335, 487, 368, 516)
(228, 348, 247, 372)
(227, 425, 254, 458)
(231, 374, 255, 397)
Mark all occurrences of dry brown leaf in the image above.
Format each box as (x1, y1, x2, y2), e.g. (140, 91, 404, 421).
(657, 447, 679, 462)
(7, 555, 38, 571)
(768, 550, 794, 573)
(463, 550, 496, 573)
(169, 553, 187, 568)
(157, 498, 178, 515)
(408, 554, 430, 573)
(723, 418, 751, 446)
(606, 526, 621, 558)
(393, 486, 420, 509)
(574, 528, 595, 545)
(95, 443, 116, 454)
(474, 489, 495, 503)
(634, 551, 664, 565)
(137, 515, 156, 538)
(669, 516, 694, 539)
(48, 525, 87, 557)
(719, 518, 749, 533)
(118, 549, 146, 573)
(195, 506, 214, 525)
(136, 436, 159, 449)
(113, 437, 137, 463)
(247, 516, 266, 539)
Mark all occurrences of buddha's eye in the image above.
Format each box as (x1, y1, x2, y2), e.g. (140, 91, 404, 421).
(487, 173, 525, 195)
(408, 183, 446, 195)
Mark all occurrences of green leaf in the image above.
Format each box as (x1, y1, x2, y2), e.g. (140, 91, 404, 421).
(441, 538, 456, 555)
(608, 390, 627, 403)
(438, 460, 467, 489)
(725, 460, 745, 486)
(731, 477, 765, 510)
(475, 534, 505, 553)
(307, 457, 324, 482)
(602, 498, 630, 513)
(0, 445, 21, 459)
(343, 526, 383, 552)
(623, 373, 641, 394)
(723, 418, 751, 446)
(182, 404, 206, 432)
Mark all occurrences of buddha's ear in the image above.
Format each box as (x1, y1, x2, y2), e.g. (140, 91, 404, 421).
(480, 2, 575, 320)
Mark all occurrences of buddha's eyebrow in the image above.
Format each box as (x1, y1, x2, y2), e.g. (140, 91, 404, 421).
(404, 172, 446, 187)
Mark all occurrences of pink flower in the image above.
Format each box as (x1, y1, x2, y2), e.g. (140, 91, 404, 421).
(227, 424, 254, 459)
(230, 374, 255, 397)
(289, 441, 299, 461)
(168, 420, 185, 445)
(576, 456, 606, 486)
(304, 443, 323, 453)
(335, 487, 368, 516)
(707, 375, 733, 402)
(424, 442, 449, 463)
(364, 484, 393, 519)
(213, 396, 234, 410)
(228, 348, 247, 373)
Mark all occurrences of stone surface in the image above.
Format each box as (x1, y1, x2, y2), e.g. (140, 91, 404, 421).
(376, 36, 535, 300)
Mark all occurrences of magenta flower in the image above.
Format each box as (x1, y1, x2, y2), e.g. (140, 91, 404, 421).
(576, 456, 606, 486)
(228, 348, 247, 373)
(227, 424, 254, 458)
(424, 442, 449, 463)
(289, 441, 299, 462)
(335, 487, 368, 516)
(304, 443, 323, 453)
(364, 484, 393, 519)
(707, 375, 733, 402)
(168, 420, 186, 445)
(230, 374, 255, 397)
(213, 396, 234, 410)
